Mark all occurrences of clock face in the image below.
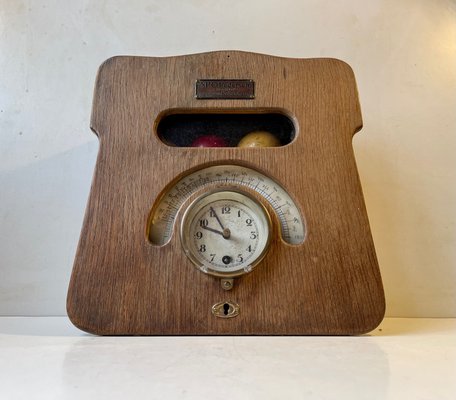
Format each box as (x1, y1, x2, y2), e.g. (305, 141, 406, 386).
(180, 190, 271, 278)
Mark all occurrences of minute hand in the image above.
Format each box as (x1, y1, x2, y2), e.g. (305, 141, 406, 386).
(210, 207, 225, 230)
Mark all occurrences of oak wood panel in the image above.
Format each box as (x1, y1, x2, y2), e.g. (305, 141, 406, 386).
(67, 51, 385, 335)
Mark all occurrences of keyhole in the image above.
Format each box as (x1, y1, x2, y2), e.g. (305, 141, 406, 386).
(212, 301, 239, 318)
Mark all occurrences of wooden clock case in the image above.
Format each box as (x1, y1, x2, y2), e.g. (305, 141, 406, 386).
(67, 51, 385, 335)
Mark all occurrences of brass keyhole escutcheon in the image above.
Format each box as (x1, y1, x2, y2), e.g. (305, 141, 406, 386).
(212, 301, 239, 318)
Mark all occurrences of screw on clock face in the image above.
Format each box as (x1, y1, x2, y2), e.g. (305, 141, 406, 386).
(222, 255, 232, 265)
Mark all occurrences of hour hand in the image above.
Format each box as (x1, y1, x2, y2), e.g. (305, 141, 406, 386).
(201, 225, 231, 239)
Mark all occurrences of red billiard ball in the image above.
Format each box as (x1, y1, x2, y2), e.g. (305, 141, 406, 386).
(191, 135, 227, 147)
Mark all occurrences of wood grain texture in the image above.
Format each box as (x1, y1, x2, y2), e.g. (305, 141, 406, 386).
(67, 51, 385, 335)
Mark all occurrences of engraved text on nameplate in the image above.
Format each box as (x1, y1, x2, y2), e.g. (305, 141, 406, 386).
(195, 79, 255, 99)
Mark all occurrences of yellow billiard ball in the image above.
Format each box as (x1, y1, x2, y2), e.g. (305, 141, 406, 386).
(237, 131, 280, 148)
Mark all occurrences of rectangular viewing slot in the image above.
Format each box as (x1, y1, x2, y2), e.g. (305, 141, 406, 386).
(156, 111, 296, 148)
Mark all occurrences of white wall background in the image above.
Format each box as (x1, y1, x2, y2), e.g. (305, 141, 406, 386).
(1, 0, 455, 317)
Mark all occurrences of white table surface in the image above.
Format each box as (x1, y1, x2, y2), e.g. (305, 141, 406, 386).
(0, 318, 455, 400)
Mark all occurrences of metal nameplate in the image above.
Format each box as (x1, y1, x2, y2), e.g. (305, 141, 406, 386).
(195, 79, 255, 99)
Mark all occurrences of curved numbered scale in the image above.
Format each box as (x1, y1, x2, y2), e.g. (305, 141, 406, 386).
(148, 164, 306, 246)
